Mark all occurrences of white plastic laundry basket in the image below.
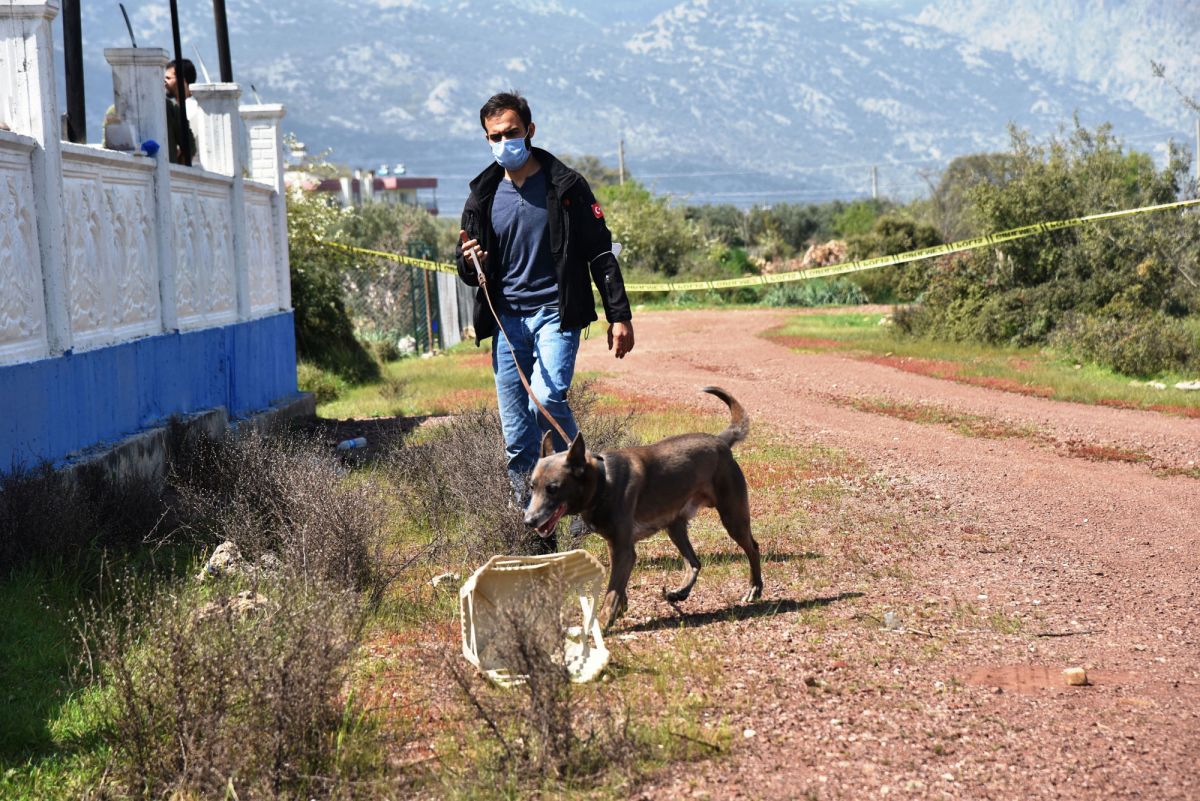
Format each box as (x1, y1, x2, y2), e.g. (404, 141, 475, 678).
(459, 549, 610, 687)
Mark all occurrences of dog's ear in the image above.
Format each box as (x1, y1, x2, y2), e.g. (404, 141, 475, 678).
(567, 432, 586, 471)
(540, 429, 555, 458)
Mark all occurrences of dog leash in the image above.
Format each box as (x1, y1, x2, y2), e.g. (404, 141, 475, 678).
(466, 248, 573, 445)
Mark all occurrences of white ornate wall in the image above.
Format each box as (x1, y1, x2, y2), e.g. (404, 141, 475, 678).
(0, 3, 293, 367)
(244, 183, 281, 317)
(0, 132, 47, 366)
(61, 144, 161, 350)
(0, 0, 302, 476)
(171, 168, 239, 330)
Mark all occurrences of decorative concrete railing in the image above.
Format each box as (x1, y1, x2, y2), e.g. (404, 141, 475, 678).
(0, 129, 47, 365)
(0, 0, 292, 366)
(61, 144, 161, 351)
(0, 0, 302, 471)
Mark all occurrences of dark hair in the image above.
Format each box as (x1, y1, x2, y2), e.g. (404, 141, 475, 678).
(167, 59, 198, 86)
(479, 91, 531, 130)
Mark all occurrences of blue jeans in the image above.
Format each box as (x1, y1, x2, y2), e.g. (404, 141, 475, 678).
(491, 305, 581, 492)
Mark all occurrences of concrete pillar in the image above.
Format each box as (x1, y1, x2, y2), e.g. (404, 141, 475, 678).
(1, 0, 72, 354)
(241, 103, 291, 309)
(191, 83, 243, 176)
(105, 47, 178, 332)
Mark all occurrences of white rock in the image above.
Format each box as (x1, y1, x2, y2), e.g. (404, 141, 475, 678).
(1173, 380, 1200, 391)
(198, 541, 243, 581)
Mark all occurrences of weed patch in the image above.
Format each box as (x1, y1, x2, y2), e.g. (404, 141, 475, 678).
(444, 582, 637, 791)
(1061, 441, 1151, 464)
(842, 396, 1047, 441)
(0, 460, 166, 573)
(169, 429, 397, 599)
(79, 573, 380, 799)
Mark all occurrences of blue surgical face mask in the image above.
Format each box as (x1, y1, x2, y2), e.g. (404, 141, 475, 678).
(491, 136, 531, 170)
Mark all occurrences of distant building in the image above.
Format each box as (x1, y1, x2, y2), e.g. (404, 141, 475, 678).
(289, 171, 439, 216)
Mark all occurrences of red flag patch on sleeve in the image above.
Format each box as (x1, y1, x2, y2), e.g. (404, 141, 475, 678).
(591, 202, 604, 219)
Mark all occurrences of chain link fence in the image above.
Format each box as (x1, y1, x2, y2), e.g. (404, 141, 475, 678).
(339, 246, 473, 355)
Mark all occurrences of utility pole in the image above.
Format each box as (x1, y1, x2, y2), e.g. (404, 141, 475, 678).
(213, 0, 234, 82)
(62, 0, 86, 143)
(871, 165, 878, 200)
(618, 136, 626, 186)
(1195, 117, 1199, 186)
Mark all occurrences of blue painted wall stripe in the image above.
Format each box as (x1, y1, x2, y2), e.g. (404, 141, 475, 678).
(1, 312, 300, 471)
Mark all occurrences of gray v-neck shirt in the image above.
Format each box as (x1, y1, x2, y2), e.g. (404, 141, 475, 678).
(490, 170, 558, 313)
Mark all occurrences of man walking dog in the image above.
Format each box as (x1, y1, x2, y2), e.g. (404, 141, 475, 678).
(456, 91, 635, 546)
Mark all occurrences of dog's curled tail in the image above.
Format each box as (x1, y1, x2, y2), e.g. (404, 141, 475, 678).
(702, 386, 749, 448)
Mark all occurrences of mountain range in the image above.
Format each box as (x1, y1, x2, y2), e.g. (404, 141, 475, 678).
(60, 0, 1197, 211)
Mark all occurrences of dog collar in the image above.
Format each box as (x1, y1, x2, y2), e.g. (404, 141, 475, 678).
(589, 458, 608, 510)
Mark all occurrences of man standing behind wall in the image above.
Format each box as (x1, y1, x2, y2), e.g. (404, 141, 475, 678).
(457, 91, 635, 548)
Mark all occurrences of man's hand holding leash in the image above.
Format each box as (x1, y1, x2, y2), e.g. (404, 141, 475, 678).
(459, 230, 488, 285)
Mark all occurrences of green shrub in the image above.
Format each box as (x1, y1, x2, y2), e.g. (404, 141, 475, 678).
(1051, 311, 1199, 377)
(338, 200, 443, 258)
(287, 192, 379, 383)
(763, 277, 869, 307)
(596, 181, 700, 276)
(833, 199, 889, 238)
(296, 361, 346, 404)
(899, 124, 1200, 361)
(845, 214, 943, 302)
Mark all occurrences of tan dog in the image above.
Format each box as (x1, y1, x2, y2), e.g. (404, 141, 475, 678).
(524, 387, 762, 628)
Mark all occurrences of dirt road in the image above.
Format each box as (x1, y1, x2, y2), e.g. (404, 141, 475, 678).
(576, 309, 1200, 800)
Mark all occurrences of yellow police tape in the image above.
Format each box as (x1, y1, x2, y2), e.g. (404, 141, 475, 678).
(316, 197, 1200, 293)
(317, 239, 460, 275)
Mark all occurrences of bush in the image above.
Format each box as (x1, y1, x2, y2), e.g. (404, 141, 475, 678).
(81, 574, 374, 800)
(337, 201, 442, 258)
(296, 361, 346, 404)
(287, 193, 379, 383)
(1052, 311, 1200, 377)
(168, 429, 395, 599)
(0, 459, 165, 572)
(845, 214, 943, 302)
(596, 181, 700, 277)
(763, 277, 869, 308)
(899, 124, 1200, 367)
(833, 199, 890, 238)
(385, 379, 632, 560)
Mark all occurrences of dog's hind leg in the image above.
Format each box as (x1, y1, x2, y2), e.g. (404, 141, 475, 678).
(716, 469, 763, 603)
(663, 517, 701, 603)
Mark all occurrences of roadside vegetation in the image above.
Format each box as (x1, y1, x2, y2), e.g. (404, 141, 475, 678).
(766, 310, 1200, 417)
(1, 345, 926, 799)
(287, 121, 1197, 415)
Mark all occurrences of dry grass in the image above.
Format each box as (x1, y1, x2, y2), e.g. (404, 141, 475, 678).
(382, 378, 634, 562)
(168, 428, 400, 600)
(444, 580, 638, 790)
(77, 574, 376, 800)
(0, 459, 166, 572)
(841, 396, 1048, 442)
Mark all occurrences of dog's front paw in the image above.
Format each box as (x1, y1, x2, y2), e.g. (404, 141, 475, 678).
(740, 585, 763, 603)
(600, 594, 628, 630)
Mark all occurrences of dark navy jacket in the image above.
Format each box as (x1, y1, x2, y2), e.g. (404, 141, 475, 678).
(455, 148, 632, 343)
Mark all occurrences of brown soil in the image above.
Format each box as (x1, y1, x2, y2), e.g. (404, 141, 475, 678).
(576, 309, 1200, 801)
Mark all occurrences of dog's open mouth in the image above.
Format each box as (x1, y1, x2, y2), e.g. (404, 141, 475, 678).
(536, 503, 567, 536)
